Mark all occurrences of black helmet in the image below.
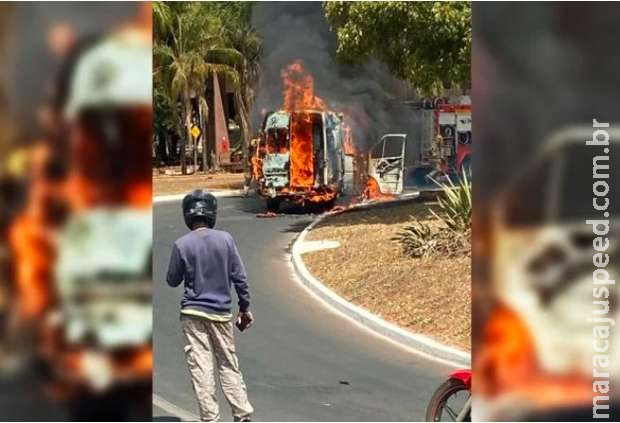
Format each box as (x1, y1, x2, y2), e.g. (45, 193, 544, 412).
(182, 190, 217, 229)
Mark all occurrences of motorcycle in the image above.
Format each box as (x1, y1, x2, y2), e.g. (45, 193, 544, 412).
(425, 369, 471, 422)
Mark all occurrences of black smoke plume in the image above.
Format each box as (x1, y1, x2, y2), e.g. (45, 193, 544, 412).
(251, 2, 422, 161)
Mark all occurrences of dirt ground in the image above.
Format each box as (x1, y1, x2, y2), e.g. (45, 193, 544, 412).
(302, 201, 471, 351)
(153, 172, 244, 196)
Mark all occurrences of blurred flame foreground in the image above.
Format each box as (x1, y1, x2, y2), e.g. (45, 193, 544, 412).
(473, 126, 620, 419)
(1, 4, 152, 420)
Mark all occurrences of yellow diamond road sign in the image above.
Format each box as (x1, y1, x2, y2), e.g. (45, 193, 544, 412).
(191, 125, 201, 140)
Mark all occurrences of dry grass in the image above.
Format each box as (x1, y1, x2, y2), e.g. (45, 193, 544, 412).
(302, 201, 471, 351)
(153, 172, 244, 196)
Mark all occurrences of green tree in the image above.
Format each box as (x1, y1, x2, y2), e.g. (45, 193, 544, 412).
(153, 2, 262, 175)
(153, 2, 243, 174)
(219, 20, 261, 185)
(153, 84, 178, 166)
(199, 2, 261, 179)
(324, 2, 471, 94)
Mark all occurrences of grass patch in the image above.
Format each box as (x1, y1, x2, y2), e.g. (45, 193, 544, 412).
(153, 172, 244, 196)
(302, 201, 471, 351)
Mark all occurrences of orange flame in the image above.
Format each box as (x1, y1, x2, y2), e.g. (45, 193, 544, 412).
(361, 176, 395, 202)
(281, 60, 326, 111)
(279, 61, 326, 189)
(475, 306, 594, 410)
(250, 154, 263, 182)
(289, 112, 315, 188)
(67, 107, 152, 211)
(8, 144, 61, 319)
(343, 125, 356, 155)
(307, 188, 337, 203)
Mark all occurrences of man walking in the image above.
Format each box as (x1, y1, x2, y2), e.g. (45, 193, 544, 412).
(167, 190, 254, 422)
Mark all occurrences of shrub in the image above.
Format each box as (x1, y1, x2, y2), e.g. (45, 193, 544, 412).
(394, 170, 472, 258)
(430, 170, 471, 234)
(393, 221, 435, 258)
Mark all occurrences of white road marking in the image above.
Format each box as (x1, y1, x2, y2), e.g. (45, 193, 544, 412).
(153, 394, 199, 422)
(295, 240, 341, 253)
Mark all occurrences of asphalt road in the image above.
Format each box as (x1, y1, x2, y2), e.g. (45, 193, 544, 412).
(153, 195, 453, 422)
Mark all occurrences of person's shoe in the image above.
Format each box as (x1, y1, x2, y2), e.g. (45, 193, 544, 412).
(233, 416, 252, 422)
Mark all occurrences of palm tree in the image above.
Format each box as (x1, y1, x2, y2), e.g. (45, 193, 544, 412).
(203, 47, 244, 169)
(199, 2, 261, 178)
(223, 23, 262, 186)
(154, 2, 241, 174)
(194, 96, 207, 172)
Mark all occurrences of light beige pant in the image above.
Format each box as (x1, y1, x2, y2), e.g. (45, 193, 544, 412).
(181, 316, 254, 422)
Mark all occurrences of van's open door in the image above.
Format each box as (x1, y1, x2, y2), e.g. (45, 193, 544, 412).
(369, 134, 406, 195)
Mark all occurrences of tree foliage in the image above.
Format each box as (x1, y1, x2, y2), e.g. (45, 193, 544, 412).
(324, 2, 471, 94)
(153, 2, 261, 172)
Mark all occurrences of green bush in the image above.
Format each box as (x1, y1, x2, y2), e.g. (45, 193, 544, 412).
(430, 170, 471, 234)
(394, 170, 471, 258)
(393, 221, 435, 258)
(394, 223, 469, 258)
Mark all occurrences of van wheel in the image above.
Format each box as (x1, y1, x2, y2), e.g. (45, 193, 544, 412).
(266, 198, 280, 213)
(323, 199, 336, 211)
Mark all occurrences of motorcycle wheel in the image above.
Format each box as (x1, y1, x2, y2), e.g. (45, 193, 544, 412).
(425, 377, 471, 422)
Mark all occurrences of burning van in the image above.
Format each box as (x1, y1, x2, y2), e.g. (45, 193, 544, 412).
(251, 59, 411, 210)
(253, 109, 346, 211)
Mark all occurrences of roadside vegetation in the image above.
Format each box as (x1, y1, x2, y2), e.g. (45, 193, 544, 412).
(153, 173, 244, 197)
(153, 2, 261, 174)
(394, 173, 471, 258)
(302, 197, 471, 350)
(324, 2, 471, 94)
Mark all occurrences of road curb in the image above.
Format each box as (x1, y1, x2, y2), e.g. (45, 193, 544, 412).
(290, 195, 471, 368)
(153, 189, 245, 203)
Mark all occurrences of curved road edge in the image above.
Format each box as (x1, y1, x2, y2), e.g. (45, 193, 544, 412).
(154, 189, 246, 203)
(290, 197, 471, 369)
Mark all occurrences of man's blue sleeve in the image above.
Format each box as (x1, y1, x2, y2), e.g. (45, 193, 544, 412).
(228, 236, 250, 312)
(166, 244, 185, 287)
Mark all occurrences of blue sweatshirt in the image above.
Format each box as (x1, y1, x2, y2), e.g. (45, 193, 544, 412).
(166, 228, 250, 315)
